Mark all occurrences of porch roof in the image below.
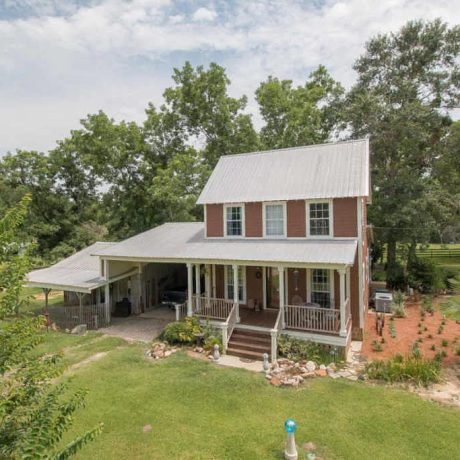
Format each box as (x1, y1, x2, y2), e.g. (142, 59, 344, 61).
(26, 242, 116, 293)
(93, 223, 357, 266)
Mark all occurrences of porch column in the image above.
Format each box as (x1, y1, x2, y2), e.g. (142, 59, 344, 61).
(212, 264, 216, 298)
(339, 268, 347, 336)
(187, 263, 193, 316)
(104, 259, 110, 325)
(232, 264, 240, 322)
(205, 264, 211, 300)
(131, 270, 142, 315)
(195, 263, 201, 311)
(278, 266, 285, 328)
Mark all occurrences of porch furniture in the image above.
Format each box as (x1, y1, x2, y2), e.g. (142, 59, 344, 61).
(247, 298, 261, 311)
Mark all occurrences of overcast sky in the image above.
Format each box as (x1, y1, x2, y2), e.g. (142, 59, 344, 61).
(1, 0, 459, 155)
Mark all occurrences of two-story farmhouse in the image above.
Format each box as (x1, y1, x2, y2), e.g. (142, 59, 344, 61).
(27, 139, 370, 360)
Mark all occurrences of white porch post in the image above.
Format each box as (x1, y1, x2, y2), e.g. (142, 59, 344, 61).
(205, 264, 211, 300)
(212, 264, 216, 298)
(104, 259, 110, 325)
(187, 263, 193, 316)
(339, 268, 347, 336)
(195, 263, 201, 311)
(278, 266, 285, 328)
(232, 264, 240, 322)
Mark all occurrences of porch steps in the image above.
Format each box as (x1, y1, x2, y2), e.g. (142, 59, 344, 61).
(227, 329, 271, 361)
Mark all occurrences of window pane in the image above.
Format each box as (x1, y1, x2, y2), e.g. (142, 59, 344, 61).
(226, 266, 245, 302)
(226, 206, 242, 236)
(309, 202, 330, 236)
(265, 204, 284, 236)
(311, 269, 331, 308)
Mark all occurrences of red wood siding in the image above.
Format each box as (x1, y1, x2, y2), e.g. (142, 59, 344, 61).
(215, 265, 225, 298)
(333, 198, 357, 237)
(246, 266, 263, 307)
(287, 200, 306, 237)
(206, 204, 223, 237)
(245, 202, 263, 237)
(287, 268, 306, 304)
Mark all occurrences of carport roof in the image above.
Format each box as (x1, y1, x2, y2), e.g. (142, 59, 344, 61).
(93, 223, 357, 266)
(27, 242, 116, 293)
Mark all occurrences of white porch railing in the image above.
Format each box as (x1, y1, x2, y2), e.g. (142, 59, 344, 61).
(270, 309, 283, 362)
(221, 303, 238, 352)
(193, 295, 233, 320)
(284, 304, 340, 334)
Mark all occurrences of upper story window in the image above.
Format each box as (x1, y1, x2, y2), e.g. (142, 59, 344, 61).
(225, 205, 244, 237)
(308, 201, 332, 237)
(263, 203, 286, 237)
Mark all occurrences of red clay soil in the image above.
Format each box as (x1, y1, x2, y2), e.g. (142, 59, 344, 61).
(362, 296, 460, 367)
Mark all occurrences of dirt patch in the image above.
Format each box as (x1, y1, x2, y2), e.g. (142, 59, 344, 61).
(66, 351, 110, 373)
(362, 297, 460, 367)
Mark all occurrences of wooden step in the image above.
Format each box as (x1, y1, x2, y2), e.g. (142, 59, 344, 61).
(227, 340, 270, 353)
(226, 347, 268, 360)
(232, 329, 271, 340)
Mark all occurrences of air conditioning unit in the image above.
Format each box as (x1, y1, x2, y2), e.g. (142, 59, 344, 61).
(375, 291, 393, 313)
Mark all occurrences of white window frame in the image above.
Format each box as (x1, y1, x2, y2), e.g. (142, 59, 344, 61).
(262, 201, 287, 238)
(223, 203, 245, 238)
(310, 268, 334, 308)
(224, 265, 247, 303)
(306, 199, 333, 239)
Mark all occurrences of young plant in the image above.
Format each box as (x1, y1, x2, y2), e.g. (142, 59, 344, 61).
(441, 339, 448, 347)
(431, 345, 436, 351)
(371, 340, 383, 352)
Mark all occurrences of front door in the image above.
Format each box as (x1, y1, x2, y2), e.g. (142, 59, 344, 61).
(266, 268, 280, 309)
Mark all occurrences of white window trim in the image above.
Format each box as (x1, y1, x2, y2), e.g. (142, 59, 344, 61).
(224, 265, 247, 303)
(310, 268, 335, 308)
(262, 201, 287, 238)
(223, 203, 245, 238)
(306, 199, 334, 239)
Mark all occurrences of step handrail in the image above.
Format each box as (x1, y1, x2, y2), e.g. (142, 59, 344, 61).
(221, 302, 238, 352)
(270, 309, 283, 363)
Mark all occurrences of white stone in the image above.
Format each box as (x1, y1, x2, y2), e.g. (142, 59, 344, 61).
(306, 361, 316, 372)
(319, 364, 327, 370)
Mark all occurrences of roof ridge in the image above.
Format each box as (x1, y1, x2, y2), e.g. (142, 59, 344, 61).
(216, 138, 368, 160)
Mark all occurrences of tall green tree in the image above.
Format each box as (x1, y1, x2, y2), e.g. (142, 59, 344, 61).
(346, 19, 460, 283)
(162, 62, 260, 167)
(0, 197, 102, 459)
(255, 65, 344, 149)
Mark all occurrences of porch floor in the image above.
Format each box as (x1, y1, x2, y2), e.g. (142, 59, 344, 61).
(239, 308, 278, 328)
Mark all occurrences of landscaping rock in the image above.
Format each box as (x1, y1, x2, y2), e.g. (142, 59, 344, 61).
(143, 424, 152, 433)
(315, 369, 327, 377)
(306, 361, 316, 372)
(147, 342, 176, 360)
(71, 324, 87, 335)
(270, 377, 282, 386)
(303, 442, 316, 451)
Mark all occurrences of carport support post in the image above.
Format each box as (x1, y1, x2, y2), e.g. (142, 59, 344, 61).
(186, 263, 193, 316)
(104, 259, 110, 325)
(77, 292, 83, 323)
(43, 288, 50, 330)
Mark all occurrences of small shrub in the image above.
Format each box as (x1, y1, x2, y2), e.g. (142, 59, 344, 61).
(277, 335, 336, 363)
(427, 334, 433, 339)
(431, 345, 436, 351)
(441, 339, 448, 347)
(411, 341, 421, 359)
(391, 291, 405, 318)
(417, 322, 421, 328)
(441, 350, 447, 358)
(424, 326, 428, 332)
(417, 329, 422, 335)
(441, 319, 446, 326)
(437, 326, 443, 334)
(365, 354, 441, 386)
(456, 347, 460, 356)
(371, 340, 383, 352)
(388, 321, 396, 339)
(161, 317, 202, 344)
(381, 337, 385, 344)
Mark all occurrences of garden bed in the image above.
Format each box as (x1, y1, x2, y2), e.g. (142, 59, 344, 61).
(362, 296, 460, 367)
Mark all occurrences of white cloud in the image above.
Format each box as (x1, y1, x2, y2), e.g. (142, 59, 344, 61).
(0, 0, 458, 154)
(191, 7, 217, 22)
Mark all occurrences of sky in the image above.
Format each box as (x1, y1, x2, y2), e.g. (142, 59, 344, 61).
(1, 0, 459, 155)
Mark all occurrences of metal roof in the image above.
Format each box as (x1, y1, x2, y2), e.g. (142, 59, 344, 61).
(197, 139, 370, 204)
(27, 242, 116, 293)
(94, 223, 357, 266)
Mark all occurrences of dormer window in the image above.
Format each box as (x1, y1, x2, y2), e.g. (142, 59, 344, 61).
(225, 204, 244, 237)
(307, 201, 332, 237)
(263, 202, 286, 237)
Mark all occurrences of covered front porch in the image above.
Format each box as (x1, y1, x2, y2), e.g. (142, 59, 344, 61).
(179, 262, 353, 359)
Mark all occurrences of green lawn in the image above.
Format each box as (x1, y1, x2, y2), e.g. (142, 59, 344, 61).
(35, 332, 460, 460)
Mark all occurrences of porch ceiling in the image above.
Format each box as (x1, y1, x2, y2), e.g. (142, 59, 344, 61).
(93, 222, 357, 266)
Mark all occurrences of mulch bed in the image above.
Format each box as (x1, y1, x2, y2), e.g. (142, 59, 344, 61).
(362, 296, 460, 367)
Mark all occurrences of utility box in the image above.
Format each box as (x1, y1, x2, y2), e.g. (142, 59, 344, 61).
(374, 290, 393, 313)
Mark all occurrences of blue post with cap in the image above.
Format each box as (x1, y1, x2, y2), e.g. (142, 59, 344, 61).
(284, 419, 298, 460)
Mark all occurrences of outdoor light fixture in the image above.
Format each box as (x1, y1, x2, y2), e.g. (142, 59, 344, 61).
(284, 419, 298, 460)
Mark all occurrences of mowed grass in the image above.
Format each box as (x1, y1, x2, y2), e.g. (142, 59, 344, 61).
(38, 332, 460, 460)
